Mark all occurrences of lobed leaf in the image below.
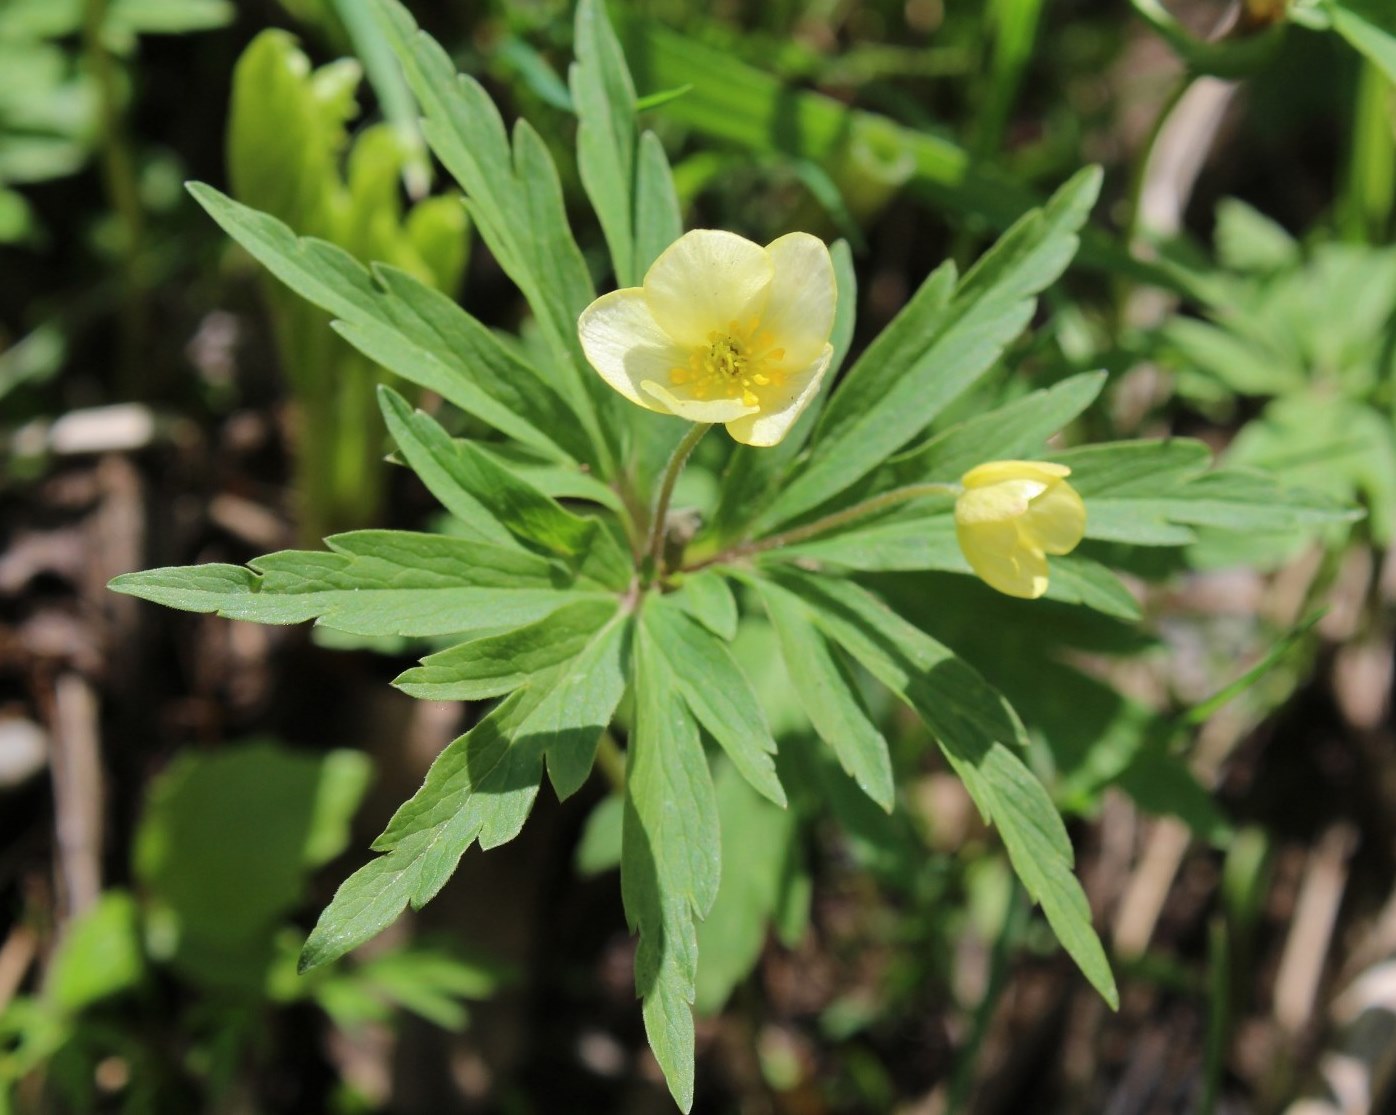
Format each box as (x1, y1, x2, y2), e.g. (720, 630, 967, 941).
(369, 0, 620, 470)
(622, 617, 721, 1112)
(765, 569, 1119, 1008)
(755, 580, 895, 809)
(108, 531, 595, 638)
(642, 595, 786, 807)
(302, 614, 631, 971)
(188, 184, 589, 466)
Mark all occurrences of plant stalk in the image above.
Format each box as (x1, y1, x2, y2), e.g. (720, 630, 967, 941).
(646, 422, 712, 577)
(687, 481, 959, 571)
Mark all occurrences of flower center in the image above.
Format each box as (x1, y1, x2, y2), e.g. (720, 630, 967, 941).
(669, 317, 788, 407)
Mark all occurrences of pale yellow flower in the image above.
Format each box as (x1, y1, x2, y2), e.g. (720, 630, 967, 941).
(577, 229, 836, 446)
(954, 461, 1086, 599)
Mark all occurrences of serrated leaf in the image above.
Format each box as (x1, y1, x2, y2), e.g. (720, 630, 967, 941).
(109, 531, 596, 638)
(187, 183, 587, 466)
(369, 0, 619, 469)
(302, 619, 630, 970)
(865, 371, 1107, 497)
(1056, 440, 1358, 546)
(764, 167, 1102, 529)
(768, 569, 1118, 1008)
(378, 387, 631, 588)
(394, 598, 620, 701)
(643, 594, 785, 807)
(755, 580, 894, 809)
(623, 618, 721, 1112)
(694, 760, 799, 1014)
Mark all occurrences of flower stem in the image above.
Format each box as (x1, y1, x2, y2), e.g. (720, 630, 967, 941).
(688, 481, 958, 571)
(646, 422, 712, 578)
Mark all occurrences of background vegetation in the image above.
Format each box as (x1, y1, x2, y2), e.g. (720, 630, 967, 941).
(2, 0, 1394, 1111)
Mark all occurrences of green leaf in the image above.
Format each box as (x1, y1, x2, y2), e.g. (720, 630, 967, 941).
(634, 130, 683, 276)
(329, 0, 431, 196)
(763, 167, 1102, 528)
(303, 620, 630, 970)
(136, 742, 372, 987)
(109, 531, 594, 638)
(394, 598, 621, 701)
(671, 570, 738, 641)
(1329, 0, 1396, 83)
(768, 569, 1119, 1008)
(623, 618, 721, 1112)
(1056, 439, 1359, 546)
(754, 579, 895, 810)
(572, 0, 639, 285)
(643, 595, 786, 807)
(694, 760, 799, 1014)
(49, 892, 145, 1012)
(865, 371, 1107, 497)
(369, 0, 619, 471)
(776, 513, 1140, 621)
(378, 387, 631, 588)
(187, 184, 588, 466)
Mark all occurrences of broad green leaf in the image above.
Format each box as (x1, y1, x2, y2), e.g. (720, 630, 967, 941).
(623, 618, 721, 1112)
(769, 569, 1119, 1008)
(303, 622, 629, 970)
(136, 742, 372, 987)
(694, 760, 799, 1014)
(572, 0, 638, 285)
(369, 0, 619, 471)
(188, 184, 587, 466)
(394, 598, 621, 701)
(763, 167, 1101, 529)
(643, 594, 785, 807)
(378, 387, 631, 588)
(49, 892, 144, 1012)
(109, 531, 596, 638)
(755, 580, 895, 810)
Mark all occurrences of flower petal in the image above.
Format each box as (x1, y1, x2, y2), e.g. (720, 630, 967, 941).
(758, 232, 837, 368)
(953, 479, 1039, 525)
(639, 378, 758, 423)
(643, 229, 774, 348)
(577, 288, 688, 413)
(962, 460, 1071, 489)
(954, 517, 1050, 599)
(1023, 480, 1086, 555)
(725, 343, 834, 447)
